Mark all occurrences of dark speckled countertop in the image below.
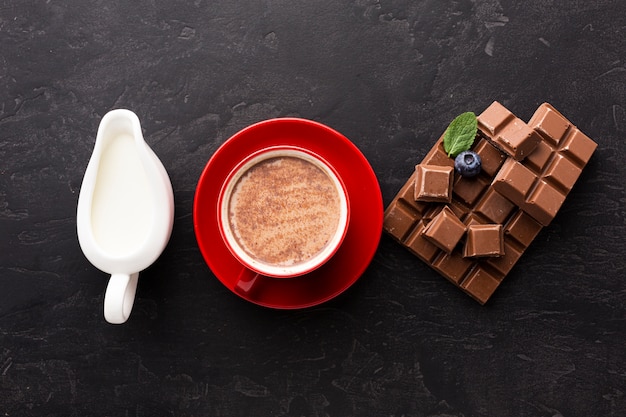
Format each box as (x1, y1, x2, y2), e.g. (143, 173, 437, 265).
(1, 1, 625, 416)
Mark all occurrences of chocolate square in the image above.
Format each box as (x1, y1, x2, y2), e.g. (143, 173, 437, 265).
(461, 267, 502, 304)
(528, 104, 570, 144)
(421, 206, 466, 253)
(524, 140, 553, 172)
(414, 164, 454, 202)
(405, 222, 439, 263)
(492, 158, 537, 206)
(525, 180, 566, 226)
(464, 224, 504, 258)
(496, 118, 542, 160)
(560, 128, 597, 166)
(423, 143, 455, 167)
(477, 101, 514, 136)
(383, 200, 419, 241)
(487, 242, 524, 276)
(433, 251, 473, 285)
(544, 153, 582, 192)
(504, 211, 542, 247)
(453, 174, 489, 206)
(473, 139, 506, 176)
(474, 188, 515, 224)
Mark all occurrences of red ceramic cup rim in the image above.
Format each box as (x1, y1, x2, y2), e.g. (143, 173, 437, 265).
(217, 146, 350, 278)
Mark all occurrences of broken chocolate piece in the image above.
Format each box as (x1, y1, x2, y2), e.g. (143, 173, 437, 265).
(478, 101, 542, 160)
(422, 206, 466, 253)
(464, 224, 504, 258)
(414, 164, 454, 202)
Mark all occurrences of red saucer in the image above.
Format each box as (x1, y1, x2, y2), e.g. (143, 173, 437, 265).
(193, 118, 383, 309)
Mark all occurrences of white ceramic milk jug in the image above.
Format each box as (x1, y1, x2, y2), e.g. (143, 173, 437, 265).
(77, 109, 174, 324)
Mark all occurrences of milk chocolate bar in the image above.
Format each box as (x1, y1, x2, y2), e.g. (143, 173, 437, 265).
(384, 102, 597, 304)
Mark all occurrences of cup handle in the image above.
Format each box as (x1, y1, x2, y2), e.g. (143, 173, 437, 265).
(234, 268, 261, 296)
(104, 272, 139, 324)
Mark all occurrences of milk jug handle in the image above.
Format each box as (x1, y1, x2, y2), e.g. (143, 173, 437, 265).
(104, 273, 139, 324)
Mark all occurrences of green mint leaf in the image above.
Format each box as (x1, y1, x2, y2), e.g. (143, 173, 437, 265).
(443, 112, 478, 157)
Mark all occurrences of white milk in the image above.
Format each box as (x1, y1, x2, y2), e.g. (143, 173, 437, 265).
(90, 134, 154, 257)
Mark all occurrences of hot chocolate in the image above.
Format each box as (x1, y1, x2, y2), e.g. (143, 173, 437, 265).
(227, 155, 342, 268)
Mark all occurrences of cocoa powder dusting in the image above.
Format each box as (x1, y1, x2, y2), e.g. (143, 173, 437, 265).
(228, 157, 341, 266)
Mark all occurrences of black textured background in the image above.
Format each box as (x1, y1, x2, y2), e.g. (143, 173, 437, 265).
(1, 1, 625, 416)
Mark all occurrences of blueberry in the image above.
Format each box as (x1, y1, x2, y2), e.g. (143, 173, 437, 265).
(454, 151, 482, 177)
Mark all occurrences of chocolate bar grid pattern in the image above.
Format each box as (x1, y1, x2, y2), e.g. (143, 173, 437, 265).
(384, 103, 597, 304)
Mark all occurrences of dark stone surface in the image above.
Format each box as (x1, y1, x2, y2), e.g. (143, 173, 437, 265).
(1, 0, 624, 416)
